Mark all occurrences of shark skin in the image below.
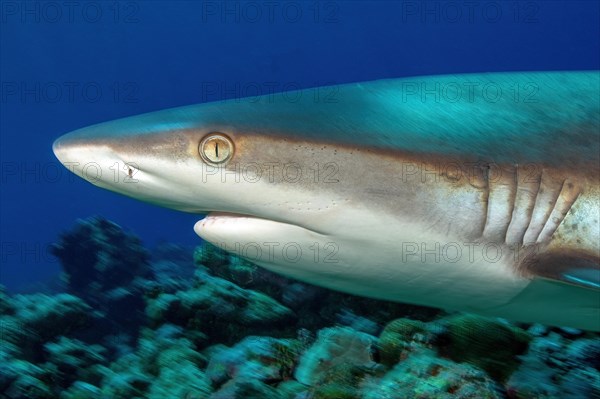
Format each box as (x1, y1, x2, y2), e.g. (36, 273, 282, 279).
(53, 71, 600, 330)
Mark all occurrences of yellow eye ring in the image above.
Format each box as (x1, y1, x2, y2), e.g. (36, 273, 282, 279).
(199, 133, 234, 165)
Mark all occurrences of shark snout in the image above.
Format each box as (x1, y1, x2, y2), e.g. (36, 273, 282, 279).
(53, 133, 89, 173)
(52, 136, 71, 165)
(52, 130, 118, 185)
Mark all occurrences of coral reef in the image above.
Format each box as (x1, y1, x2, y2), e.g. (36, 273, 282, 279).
(63, 325, 213, 399)
(0, 292, 93, 398)
(295, 326, 377, 386)
(440, 314, 532, 381)
(50, 217, 152, 345)
(378, 318, 428, 367)
(1, 217, 598, 399)
(364, 348, 504, 399)
(2, 293, 91, 362)
(146, 271, 295, 345)
(506, 331, 600, 398)
(51, 217, 152, 298)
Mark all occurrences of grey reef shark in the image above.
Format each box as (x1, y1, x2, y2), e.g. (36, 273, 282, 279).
(53, 71, 600, 331)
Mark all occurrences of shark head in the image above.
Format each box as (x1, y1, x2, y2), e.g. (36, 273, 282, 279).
(53, 107, 244, 214)
(52, 100, 348, 233)
(53, 72, 600, 330)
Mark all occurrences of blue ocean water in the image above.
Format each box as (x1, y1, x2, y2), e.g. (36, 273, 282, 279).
(1, 1, 599, 291)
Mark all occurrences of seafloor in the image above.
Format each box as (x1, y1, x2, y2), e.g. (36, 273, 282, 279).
(1, 217, 598, 399)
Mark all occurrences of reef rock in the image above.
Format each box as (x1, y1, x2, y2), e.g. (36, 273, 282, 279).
(364, 348, 503, 399)
(440, 314, 531, 381)
(506, 333, 600, 399)
(295, 326, 378, 386)
(205, 336, 301, 386)
(146, 271, 295, 344)
(59, 381, 102, 399)
(98, 325, 212, 399)
(51, 217, 154, 349)
(209, 378, 282, 399)
(43, 337, 107, 388)
(378, 318, 430, 367)
(51, 217, 152, 297)
(0, 359, 54, 399)
(1, 293, 91, 362)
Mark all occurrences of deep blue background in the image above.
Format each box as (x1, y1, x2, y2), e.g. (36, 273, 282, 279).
(1, 1, 599, 291)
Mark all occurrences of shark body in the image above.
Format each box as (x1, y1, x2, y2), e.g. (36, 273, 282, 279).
(53, 72, 600, 330)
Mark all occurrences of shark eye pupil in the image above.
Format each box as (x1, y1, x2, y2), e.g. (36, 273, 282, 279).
(199, 133, 234, 165)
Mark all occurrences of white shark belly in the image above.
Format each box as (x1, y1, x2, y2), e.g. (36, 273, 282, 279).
(194, 206, 529, 312)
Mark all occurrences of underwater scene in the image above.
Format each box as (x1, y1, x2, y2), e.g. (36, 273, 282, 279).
(1, 1, 599, 399)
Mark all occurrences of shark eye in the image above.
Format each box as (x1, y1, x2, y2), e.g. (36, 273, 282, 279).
(199, 133, 234, 165)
